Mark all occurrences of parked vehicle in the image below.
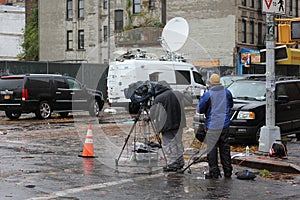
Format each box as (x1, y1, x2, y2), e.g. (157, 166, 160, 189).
(107, 49, 206, 113)
(193, 76, 300, 144)
(0, 74, 104, 119)
(220, 74, 266, 87)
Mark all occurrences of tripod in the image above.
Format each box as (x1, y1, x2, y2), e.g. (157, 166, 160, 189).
(180, 143, 208, 174)
(115, 102, 167, 172)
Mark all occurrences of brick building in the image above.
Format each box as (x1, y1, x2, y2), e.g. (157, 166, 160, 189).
(38, 0, 300, 74)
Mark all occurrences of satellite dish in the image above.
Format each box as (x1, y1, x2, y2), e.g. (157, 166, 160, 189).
(161, 17, 189, 52)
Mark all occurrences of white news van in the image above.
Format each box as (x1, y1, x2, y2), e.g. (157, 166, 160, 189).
(107, 51, 206, 113)
(107, 17, 206, 113)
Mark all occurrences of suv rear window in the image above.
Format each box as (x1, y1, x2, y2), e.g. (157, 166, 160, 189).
(0, 78, 23, 90)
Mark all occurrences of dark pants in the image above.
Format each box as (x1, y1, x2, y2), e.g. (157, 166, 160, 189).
(162, 128, 184, 168)
(206, 128, 232, 177)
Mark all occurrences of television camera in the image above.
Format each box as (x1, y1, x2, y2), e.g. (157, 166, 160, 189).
(124, 80, 156, 104)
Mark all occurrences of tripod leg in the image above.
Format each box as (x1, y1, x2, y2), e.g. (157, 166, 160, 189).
(148, 119, 167, 166)
(115, 112, 140, 165)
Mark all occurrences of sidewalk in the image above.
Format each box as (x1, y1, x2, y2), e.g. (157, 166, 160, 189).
(231, 140, 300, 174)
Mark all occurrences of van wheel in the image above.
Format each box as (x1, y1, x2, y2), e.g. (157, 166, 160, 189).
(5, 110, 21, 120)
(59, 112, 69, 118)
(36, 101, 52, 119)
(129, 102, 140, 114)
(89, 99, 100, 117)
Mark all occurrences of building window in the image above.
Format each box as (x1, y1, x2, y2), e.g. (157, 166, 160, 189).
(133, 0, 141, 14)
(6, 0, 13, 5)
(115, 10, 124, 32)
(67, 31, 73, 50)
(258, 22, 263, 45)
(103, 0, 107, 9)
(250, 21, 254, 44)
(258, 0, 262, 9)
(242, 19, 247, 43)
(296, 0, 299, 17)
(78, 30, 84, 49)
(78, 0, 84, 18)
(250, 0, 254, 8)
(149, 0, 154, 9)
(67, 0, 73, 19)
(103, 26, 108, 42)
(242, 0, 246, 6)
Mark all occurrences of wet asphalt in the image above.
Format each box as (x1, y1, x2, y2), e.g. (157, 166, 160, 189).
(0, 111, 299, 200)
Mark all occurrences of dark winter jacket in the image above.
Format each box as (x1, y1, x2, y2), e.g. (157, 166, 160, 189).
(196, 85, 233, 130)
(150, 81, 188, 133)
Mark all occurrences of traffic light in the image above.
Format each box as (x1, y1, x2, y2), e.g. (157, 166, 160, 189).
(276, 18, 300, 45)
(291, 20, 300, 40)
(278, 24, 291, 44)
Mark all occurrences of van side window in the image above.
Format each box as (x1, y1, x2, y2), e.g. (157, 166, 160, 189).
(149, 72, 159, 82)
(54, 78, 68, 89)
(27, 78, 50, 88)
(193, 71, 205, 85)
(175, 70, 191, 84)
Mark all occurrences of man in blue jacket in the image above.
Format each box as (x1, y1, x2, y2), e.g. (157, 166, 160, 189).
(197, 73, 233, 178)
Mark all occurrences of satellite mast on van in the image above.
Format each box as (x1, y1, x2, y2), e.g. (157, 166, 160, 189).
(160, 17, 189, 62)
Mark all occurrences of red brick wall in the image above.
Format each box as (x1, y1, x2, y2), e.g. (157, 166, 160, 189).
(25, 0, 38, 23)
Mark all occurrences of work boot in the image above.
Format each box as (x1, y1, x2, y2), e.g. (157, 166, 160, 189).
(224, 172, 232, 178)
(204, 172, 221, 179)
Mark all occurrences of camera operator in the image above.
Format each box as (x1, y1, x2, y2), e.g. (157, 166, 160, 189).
(150, 81, 192, 172)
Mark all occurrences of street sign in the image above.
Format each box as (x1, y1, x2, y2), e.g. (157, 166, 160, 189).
(263, 0, 286, 14)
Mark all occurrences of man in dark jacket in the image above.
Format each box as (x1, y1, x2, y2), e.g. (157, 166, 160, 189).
(197, 73, 233, 178)
(150, 81, 191, 172)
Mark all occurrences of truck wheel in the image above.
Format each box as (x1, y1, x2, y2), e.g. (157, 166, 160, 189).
(5, 110, 21, 120)
(35, 101, 52, 119)
(89, 99, 100, 117)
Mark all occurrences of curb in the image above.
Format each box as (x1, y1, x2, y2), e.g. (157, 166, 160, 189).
(232, 154, 300, 174)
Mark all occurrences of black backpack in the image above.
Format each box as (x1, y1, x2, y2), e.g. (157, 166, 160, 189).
(235, 170, 256, 180)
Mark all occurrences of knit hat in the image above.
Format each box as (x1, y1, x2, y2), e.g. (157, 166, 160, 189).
(209, 74, 221, 85)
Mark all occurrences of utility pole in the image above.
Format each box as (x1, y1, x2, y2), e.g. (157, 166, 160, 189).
(259, 0, 286, 153)
(107, 0, 110, 64)
(258, 13, 281, 153)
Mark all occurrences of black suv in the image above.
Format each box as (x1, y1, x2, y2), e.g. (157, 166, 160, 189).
(0, 74, 104, 119)
(193, 77, 300, 144)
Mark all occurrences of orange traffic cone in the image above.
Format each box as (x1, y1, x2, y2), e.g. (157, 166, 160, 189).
(78, 124, 95, 158)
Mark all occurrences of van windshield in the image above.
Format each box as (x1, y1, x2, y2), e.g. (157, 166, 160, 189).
(193, 71, 205, 85)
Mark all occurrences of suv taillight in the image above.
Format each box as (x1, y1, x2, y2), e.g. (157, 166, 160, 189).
(22, 88, 28, 100)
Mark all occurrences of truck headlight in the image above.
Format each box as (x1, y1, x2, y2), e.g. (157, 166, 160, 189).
(237, 111, 255, 119)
